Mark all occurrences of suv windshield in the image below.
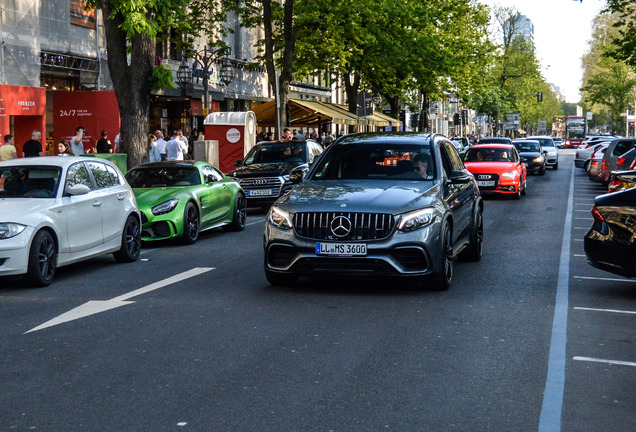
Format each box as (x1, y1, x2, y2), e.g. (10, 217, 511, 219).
(310, 143, 435, 180)
(244, 142, 307, 164)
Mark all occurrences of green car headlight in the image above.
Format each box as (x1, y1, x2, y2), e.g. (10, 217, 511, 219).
(398, 208, 435, 232)
(268, 206, 293, 230)
(152, 198, 179, 216)
(0, 223, 27, 239)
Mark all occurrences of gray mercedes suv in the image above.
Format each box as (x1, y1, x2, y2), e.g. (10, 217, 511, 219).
(263, 132, 484, 290)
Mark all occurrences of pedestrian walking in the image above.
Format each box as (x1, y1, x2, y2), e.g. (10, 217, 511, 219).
(22, 130, 44, 157)
(70, 126, 86, 156)
(153, 130, 168, 160)
(57, 140, 73, 156)
(0, 134, 18, 161)
(95, 130, 113, 153)
(166, 131, 188, 161)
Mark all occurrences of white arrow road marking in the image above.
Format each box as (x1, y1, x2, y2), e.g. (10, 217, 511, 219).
(25, 267, 215, 334)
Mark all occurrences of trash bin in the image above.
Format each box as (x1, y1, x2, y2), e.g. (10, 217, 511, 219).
(81, 153, 128, 174)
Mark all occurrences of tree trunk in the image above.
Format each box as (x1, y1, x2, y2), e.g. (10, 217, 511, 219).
(98, 1, 155, 170)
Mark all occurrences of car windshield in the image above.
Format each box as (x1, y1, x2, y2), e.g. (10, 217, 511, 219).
(0, 166, 61, 198)
(465, 148, 513, 162)
(126, 166, 201, 188)
(530, 137, 554, 147)
(243, 142, 307, 164)
(514, 141, 540, 152)
(310, 143, 435, 180)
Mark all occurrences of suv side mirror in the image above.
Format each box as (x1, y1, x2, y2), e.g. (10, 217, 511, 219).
(288, 170, 304, 184)
(234, 159, 243, 167)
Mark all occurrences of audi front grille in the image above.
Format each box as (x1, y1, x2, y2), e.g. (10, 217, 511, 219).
(240, 177, 282, 189)
(293, 212, 395, 241)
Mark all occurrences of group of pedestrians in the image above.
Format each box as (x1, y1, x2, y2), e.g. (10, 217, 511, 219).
(258, 128, 335, 147)
(149, 129, 190, 162)
(0, 125, 122, 160)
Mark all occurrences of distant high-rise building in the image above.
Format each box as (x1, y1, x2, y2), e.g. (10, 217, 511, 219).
(515, 13, 535, 45)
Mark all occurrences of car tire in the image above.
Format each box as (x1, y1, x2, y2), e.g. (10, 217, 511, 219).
(583, 160, 590, 171)
(553, 162, 558, 170)
(427, 222, 453, 291)
(24, 230, 56, 287)
(113, 215, 141, 262)
(460, 206, 483, 262)
(540, 168, 546, 175)
(521, 179, 527, 196)
(181, 202, 200, 244)
(514, 184, 522, 200)
(265, 268, 298, 286)
(223, 192, 247, 232)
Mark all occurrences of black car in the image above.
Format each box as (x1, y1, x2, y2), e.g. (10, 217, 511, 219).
(227, 139, 324, 207)
(584, 187, 636, 278)
(513, 139, 545, 175)
(264, 132, 484, 290)
(478, 137, 512, 145)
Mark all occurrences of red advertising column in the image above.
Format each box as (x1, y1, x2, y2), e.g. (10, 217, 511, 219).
(203, 112, 256, 173)
(53, 91, 120, 153)
(0, 85, 46, 156)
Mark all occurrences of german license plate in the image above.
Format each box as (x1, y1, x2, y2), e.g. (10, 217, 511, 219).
(315, 242, 367, 256)
(248, 189, 273, 196)
(477, 181, 496, 187)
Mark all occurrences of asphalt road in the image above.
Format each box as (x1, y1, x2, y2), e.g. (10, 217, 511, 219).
(1, 149, 634, 432)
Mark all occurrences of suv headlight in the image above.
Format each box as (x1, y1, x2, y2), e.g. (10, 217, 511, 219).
(398, 208, 435, 232)
(500, 170, 518, 179)
(152, 198, 179, 215)
(533, 156, 544, 163)
(0, 223, 27, 239)
(268, 206, 293, 230)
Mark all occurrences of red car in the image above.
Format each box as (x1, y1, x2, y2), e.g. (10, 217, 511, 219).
(463, 144, 527, 199)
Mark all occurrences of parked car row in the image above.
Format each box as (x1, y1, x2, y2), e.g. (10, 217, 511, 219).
(572, 136, 636, 279)
(0, 156, 247, 287)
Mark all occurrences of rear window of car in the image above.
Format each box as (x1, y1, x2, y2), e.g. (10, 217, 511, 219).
(612, 140, 636, 156)
(311, 143, 435, 181)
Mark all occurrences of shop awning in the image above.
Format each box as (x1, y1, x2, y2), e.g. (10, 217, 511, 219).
(252, 98, 402, 129)
(253, 98, 363, 127)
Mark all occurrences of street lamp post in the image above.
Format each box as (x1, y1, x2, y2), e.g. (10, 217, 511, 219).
(177, 46, 235, 115)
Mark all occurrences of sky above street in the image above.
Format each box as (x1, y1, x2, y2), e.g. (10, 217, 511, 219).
(478, 0, 607, 103)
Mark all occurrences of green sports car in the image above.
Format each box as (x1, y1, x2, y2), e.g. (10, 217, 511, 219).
(126, 161, 246, 243)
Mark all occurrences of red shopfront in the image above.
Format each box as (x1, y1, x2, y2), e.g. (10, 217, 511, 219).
(0, 85, 46, 156)
(53, 91, 120, 153)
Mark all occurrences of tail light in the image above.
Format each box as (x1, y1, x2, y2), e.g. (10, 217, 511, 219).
(630, 158, 636, 169)
(591, 205, 605, 222)
(601, 157, 606, 170)
(566, 140, 570, 147)
(576, 151, 580, 158)
(608, 179, 622, 193)
(618, 156, 626, 167)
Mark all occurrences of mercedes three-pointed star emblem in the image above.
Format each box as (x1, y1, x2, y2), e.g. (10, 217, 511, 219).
(330, 216, 352, 238)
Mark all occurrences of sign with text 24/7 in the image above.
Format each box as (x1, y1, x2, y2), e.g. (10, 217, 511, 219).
(53, 91, 120, 151)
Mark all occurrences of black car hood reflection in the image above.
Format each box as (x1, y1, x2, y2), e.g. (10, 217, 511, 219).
(229, 162, 306, 177)
(518, 151, 542, 159)
(281, 179, 439, 214)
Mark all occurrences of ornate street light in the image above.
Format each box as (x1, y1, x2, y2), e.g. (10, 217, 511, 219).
(176, 59, 192, 88)
(185, 46, 236, 115)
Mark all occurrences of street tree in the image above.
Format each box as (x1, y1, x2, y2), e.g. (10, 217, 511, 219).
(86, 0, 194, 168)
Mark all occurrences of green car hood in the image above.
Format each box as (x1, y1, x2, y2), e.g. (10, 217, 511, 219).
(133, 187, 187, 210)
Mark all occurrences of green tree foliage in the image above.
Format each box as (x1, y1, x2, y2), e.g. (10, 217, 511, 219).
(85, 0, 193, 168)
(581, 10, 636, 134)
(605, 0, 636, 70)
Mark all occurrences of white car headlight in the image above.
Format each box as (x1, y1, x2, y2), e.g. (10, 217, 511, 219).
(0, 223, 27, 239)
(398, 208, 435, 232)
(533, 156, 544, 163)
(268, 206, 293, 230)
(500, 170, 518, 179)
(152, 198, 179, 216)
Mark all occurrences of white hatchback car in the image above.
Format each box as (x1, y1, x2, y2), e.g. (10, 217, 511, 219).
(0, 156, 141, 286)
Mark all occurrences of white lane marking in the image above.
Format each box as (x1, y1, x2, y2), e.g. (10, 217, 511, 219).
(25, 267, 215, 334)
(574, 307, 636, 315)
(574, 275, 636, 283)
(573, 357, 636, 367)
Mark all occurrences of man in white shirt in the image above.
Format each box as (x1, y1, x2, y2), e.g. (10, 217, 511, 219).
(166, 131, 188, 161)
(176, 129, 189, 158)
(153, 130, 168, 161)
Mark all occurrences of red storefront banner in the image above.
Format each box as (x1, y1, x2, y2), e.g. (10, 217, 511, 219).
(0, 84, 46, 155)
(53, 91, 120, 153)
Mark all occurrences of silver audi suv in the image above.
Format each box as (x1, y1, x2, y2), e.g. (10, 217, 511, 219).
(263, 132, 484, 290)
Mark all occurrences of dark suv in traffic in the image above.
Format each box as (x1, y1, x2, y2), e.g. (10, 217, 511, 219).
(263, 132, 484, 290)
(227, 139, 324, 208)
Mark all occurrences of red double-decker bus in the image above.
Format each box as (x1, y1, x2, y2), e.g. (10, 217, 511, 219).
(565, 116, 586, 148)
